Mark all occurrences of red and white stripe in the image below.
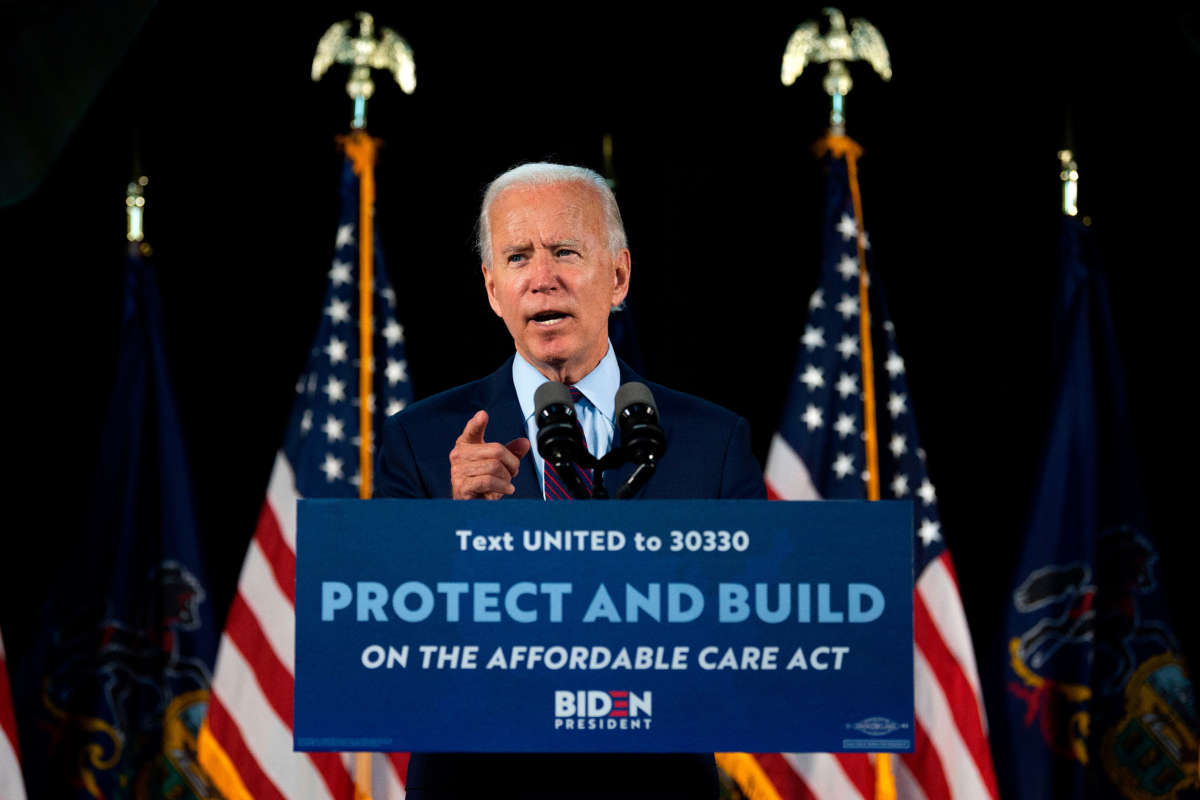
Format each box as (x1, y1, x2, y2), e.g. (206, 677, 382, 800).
(200, 453, 407, 799)
(756, 436, 999, 800)
(1, 629, 27, 800)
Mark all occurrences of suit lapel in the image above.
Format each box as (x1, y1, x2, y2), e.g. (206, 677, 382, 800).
(482, 357, 542, 500)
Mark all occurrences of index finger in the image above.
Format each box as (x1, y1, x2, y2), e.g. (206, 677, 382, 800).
(457, 410, 489, 445)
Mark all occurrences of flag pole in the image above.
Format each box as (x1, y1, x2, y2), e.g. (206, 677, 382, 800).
(313, 12, 417, 798)
(341, 132, 378, 501)
(783, 10, 895, 800)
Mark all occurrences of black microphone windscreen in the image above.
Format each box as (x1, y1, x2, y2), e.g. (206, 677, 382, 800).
(534, 381, 575, 417)
(615, 382, 657, 417)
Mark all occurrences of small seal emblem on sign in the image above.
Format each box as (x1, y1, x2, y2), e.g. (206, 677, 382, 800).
(848, 717, 905, 736)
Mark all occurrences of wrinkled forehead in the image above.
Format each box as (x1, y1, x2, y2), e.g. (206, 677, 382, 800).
(488, 182, 606, 247)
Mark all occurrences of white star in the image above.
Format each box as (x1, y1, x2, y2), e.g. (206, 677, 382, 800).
(320, 453, 344, 482)
(295, 376, 305, 394)
(325, 298, 351, 324)
(349, 471, 362, 489)
(889, 434, 907, 458)
(386, 359, 408, 386)
(883, 320, 895, 333)
(837, 335, 859, 359)
(800, 365, 825, 390)
(837, 294, 859, 319)
(861, 232, 871, 250)
(300, 409, 313, 434)
(886, 352, 905, 377)
(834, 414, 857, 438)
(891, 474, 909, 497)
(380, 286, 396, 307)
(335, 224, 355, 249)
(861, 470, 873, 483)
(888, 392, 907, 418)
(809, 289, 825, 310)
(918, 479, 936, 506)
(833, 453, 854, 478)
(324, 376, 346, 404)
(836, 372, 858, 398)
(383, 320, 405, 345)
(325, 337, 348, 364)
(918, 519, 941, 546)
(322, 414, 345, 442)
(329, 260, 352, 286)
(801, 326, 825, 350)
(837, 254, 859, 280)
(802, 404, 823, 431)
(837, 214, 857, 241)
(387, 398, 407, 416)
(307, 373, 318, 394)
(917, 447, 926, 462)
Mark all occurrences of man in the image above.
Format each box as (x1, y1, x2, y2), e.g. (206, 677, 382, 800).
(376, 163, 765, 798)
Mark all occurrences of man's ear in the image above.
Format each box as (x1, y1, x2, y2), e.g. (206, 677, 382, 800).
(611, 248, 631, 308)
(482, 262, 503, 317)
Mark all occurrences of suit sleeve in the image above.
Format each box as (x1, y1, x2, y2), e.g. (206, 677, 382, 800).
(718, 416, 767, 499)
(375, 414, 430, 498)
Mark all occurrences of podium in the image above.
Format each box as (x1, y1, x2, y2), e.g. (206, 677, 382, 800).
(294, 499, 914, 753)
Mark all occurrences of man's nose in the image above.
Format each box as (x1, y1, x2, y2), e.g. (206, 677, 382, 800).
(529, 249, 559, 291)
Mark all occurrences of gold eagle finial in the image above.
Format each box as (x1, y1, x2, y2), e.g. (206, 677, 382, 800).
(313, 12, 416, 129)
(781, 8, 891, 133)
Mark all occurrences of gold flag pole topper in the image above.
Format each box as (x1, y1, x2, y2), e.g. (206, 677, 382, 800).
(312, 13, 415, 799)
(785, 9, 898, 800)
(1058, 149, 1079, 217)
(312, 11, 416, 131)
(780, 7, 891, 136)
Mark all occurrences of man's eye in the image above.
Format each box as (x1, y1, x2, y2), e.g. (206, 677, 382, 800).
(507, 253, 527, 264)
(555, 248, 578, 258)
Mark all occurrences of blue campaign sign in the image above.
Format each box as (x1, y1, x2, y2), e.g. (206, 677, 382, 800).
(294, 499, 913, 754)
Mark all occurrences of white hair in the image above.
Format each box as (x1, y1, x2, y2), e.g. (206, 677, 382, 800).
(477, 162, 627, 268)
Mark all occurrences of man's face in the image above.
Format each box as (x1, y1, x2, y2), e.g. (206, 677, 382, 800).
(483, 181, 631, 383)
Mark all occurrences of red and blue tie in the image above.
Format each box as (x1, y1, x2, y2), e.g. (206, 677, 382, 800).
(543, 386, 593, 500)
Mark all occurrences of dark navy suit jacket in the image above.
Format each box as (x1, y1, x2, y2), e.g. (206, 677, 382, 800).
(375, 356, 765, 799)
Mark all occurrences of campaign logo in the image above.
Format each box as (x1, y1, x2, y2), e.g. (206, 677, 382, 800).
(847, 716, 907, 737)
(553, 690, 654, 731)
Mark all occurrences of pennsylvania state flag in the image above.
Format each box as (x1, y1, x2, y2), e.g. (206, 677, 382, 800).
(998, 216, 1198, 799)
(16, 244, 218, 798)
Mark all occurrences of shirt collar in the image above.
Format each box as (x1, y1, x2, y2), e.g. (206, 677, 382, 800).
(513, 343, 619, 423)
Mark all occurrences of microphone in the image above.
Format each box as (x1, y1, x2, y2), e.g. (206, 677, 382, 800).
(534, 381, 590, 498)
(614, 382, 666, 499)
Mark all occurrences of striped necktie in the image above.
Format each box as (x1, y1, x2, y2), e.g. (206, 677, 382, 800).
(543, 386, 593, 499)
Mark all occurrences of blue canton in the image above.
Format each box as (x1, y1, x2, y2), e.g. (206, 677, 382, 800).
(776, 155, 943, 574)
(282, 158, 414, 498)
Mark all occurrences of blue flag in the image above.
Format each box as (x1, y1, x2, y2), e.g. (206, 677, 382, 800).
(608, 302, 645, 375)
(998, 216, 1199, 799)
(16, 245, 219, 797)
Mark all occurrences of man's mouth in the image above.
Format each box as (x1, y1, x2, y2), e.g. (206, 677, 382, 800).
(530, 311, 570, 326)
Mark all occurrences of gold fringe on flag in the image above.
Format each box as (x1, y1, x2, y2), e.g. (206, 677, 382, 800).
(197, 721, 254, 800)
(814, 133, 895, 800)
(716, 752, 785, 800)
(338, 128, 382, 800)
(339, 130, 380, 503)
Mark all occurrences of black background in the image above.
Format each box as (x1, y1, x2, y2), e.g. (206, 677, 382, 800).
(3, 0, 1198, 771)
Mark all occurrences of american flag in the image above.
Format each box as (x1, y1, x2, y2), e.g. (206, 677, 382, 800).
(754, 142, 999, 799)
(198, 140, 413, 799)
(1, 628, 25, 800)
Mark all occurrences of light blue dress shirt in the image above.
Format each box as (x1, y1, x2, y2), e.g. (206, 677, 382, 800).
(512, 343, 619, 497)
